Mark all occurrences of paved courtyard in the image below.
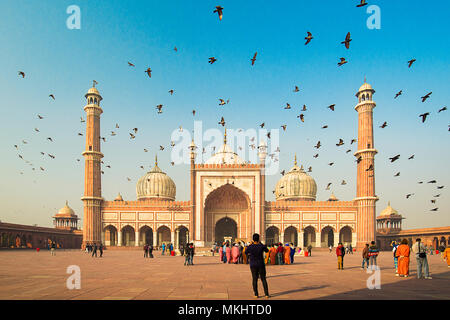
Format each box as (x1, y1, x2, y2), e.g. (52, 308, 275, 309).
(0, 249, 449, 300)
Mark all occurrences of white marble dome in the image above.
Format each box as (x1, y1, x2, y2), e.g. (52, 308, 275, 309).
(136, 160, 176, 201)
(275, 157, 317, 201)
(205, 143, 245, 165)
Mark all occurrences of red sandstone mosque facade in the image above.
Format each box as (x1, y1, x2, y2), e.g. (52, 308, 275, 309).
(80, 82, 382, 251)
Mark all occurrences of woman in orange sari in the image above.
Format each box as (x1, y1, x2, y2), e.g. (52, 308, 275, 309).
(284, 244, 291, 264)
(242, 245, 248, 264)
(396, 238, 410, 277)
(269, 244, 277, 265)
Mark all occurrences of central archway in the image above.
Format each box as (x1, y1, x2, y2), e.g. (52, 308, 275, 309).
(215, 217, 237, 244)
(204, 183, 250, 245)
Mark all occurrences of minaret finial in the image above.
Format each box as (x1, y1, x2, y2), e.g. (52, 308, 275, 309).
(294, 153, 297, 166)
(155, 154, 158, 166)
(364, 75, 366, 83)
(65, 200, 68, 206)
(224, 127, 227, 145)
(93, 80, 98, 88)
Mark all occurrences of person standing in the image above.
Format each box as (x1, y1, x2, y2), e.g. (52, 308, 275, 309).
(392, 241, 399, 275)
(269, 244, 277, 265)
(361, 243, 370, 270)
(189, 243, 195, 265)
(184, 244, 191, 266)
(412, 238, 432, 279)
(276, 243, 284, 265)
(92, 243, 98, 258)
(307, 244, 312, 257)
(443, 245, 450, 268)
(349, 244, 353, 254)
(329, 245, 333, 253)
(180, 244, 185, 257)
(50, 241, 56, 256)
(396, 239, 410, 277)
(231, 243, 239, 264)
(144, 244, 149, 258)
(368, 241, 379, 270)
(290, 243, 296, 264)
(225, 242, 231, 264)
(149, 244, 154, 258)
(212, 242, 217, 257)
(162, 243, 166, 255)
(99, 243, 103, 258)
(170, 243, 174, 256)
(336, 242, 345, 270)
(284, 243, 291, 265)
(246, 233, 270, 298)
(238, 243, 244, 264)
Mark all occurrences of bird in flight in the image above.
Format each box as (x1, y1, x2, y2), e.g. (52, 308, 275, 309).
(174, 46, 178, 52)
(251, 52, 257, 66)
(394, 172, 400, 177)
(356, 0, 368, 7)
(49, 94, 55, 100)
(328, 104, 335, 111)
(408, 155, 414, 160)
(80, 117, 85, 123)
(380, 121, 387, 128)
(37, 114, 44, 119)
(129, 133, 135, 139)
(406, 193, 414, 199)
(160, 145, 164, 151)
(428, 180, 437, 184)
(336, 139, 344, 146)
(430, 208, 438, 212)
(218, 117, 225, 127)
(260, 122, 265, 128)
(297, 114, 305, 122)
(326, 183, 332, 190)
(213, 6, 223, 20)
(341, 32, 352, 49)
(284, 103, 291, 109)
(419, 112, 430, 123)
(168, 89, 174, 95)
(314, 141, 321, 149)
(18, 71, 25, 78)
(438, 106, 447, 113)
(208, 57, 217, 64)
(34, 128, 40, 132)
(219, 99, 226, 106)
(305, 31, 313, 45)
(47, 137, 53, 142)
(366, 164, 374, 171)
(389, 154, 400, 162)
(394, 90, 403, 99)
(313, 153, 319, 158)
(421, 92, 432, 102)
(341, 180, 347, 185)
(350, 139, 357, 144)
(145, 68, 152, 78)
(407, 59, 416, 68)
(293, 86, 300, 93)
(322, 125, 328, 129)
(281, 125, 287, 131)
(338, 57, 347, 66)
(156, 104, 163, 114)
(192, 110, 196, 116)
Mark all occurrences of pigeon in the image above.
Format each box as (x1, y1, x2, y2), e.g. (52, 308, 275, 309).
(218, 117, 225, 126)
(341, 180, 347, 185)
(356, 0, 368, 7)
(281, 170, 285, 176)
(380, 122, 387, 128)
(145, 68, 152, 78)
(156, 104, 163, 113)
(284, 103, 291, 109)
(213, 6, 223, 20)
(408, 155, 414, 160)
(38, 114, 44, 119)
(18, 71, 25, 78)
(322, 125, 328, 129)
(389, 154, 400, 162)
(350, 139, 357, 144)
(78, 133, 83, 136)
(128, 62, 135, 67)
(438, 106, 447, 113)
(129, 133, 135, 139)
(430, 208, 438, 211)
(34, 128, 40, 132)
(260, 123, 265, 128)
(328, 104, 335, 111)
(47, 137, 53, 142)
(394, 172, 400, 177)
(305, 31, 313, 45)
(174, 46, 178, 52)
(338, 57, 347, 66)
(308, 167, 312, 172)
(437, 186, 444, 189)
(326, 183, 332, 190)
(394, 90, 402, 99)
(419, 112, 430, 123)
(160, 145, 164, 151)
(48, 154, 55, 159)
(133, 128, 138, 133)
(192, 110, 196, 116)
(115, 123, 119, 128)
(208, 57, 217, 64)
(366, 164, 374, 171)
(80, 117, 85, 123)
(314, 141, 321, 149)
(346, 149, 351, 153)
(328, 162, 334, 166)
(297, 114, 305, 122)
(111, 131, 116, 136)
(421, 92, 432, 102)
(127, 177, 131, 181)
(22, 140, 28, 144)
(49, 94, 55, 100)
(251, 52, 257, 66)
(406, 193, 414, 199)
(281, 125, 287, 131)
(144, 148, 148, 152)
(168, 89, 174, 95)
(313, 154, 319, 158)
(219, 99, 226, 106)
(407, 59, 416, 68)
(341, 32, 352, 49)
(336, 139, 344, 146)
(433, 194, 441, 198)
(427, 180, 436, 183)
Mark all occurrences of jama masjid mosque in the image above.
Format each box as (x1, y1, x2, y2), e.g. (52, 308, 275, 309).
(81, 82, 379, 251)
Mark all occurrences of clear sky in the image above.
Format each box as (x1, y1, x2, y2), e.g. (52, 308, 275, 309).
(0, 0, 448, 230)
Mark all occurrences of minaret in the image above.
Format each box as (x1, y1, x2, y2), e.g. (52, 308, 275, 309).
(81, 81, 103, 248)
(189, 138, 197, 244)
(258, 139, 267, 241)
(354, 81, 378, 250)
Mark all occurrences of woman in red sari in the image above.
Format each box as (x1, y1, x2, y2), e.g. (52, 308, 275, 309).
(396, 238, 410, 277)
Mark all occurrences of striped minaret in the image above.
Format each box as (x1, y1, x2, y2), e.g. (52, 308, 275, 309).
(81, 82, 103, 248)
(354, 81, 378, 250)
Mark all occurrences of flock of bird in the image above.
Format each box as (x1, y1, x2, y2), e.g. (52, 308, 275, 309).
(12, 1, 446, 214)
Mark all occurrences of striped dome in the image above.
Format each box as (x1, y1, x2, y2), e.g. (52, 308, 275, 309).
(136, 159, 176, 201)
(275, 156, 317, 201)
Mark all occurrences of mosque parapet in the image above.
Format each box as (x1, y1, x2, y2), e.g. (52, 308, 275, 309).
(195, 163, 262, 169)
(102, 199, 191, 209)
(265, 200, 357, 209)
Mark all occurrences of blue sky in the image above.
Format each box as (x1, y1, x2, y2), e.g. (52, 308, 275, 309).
(0, 0, 448, 229)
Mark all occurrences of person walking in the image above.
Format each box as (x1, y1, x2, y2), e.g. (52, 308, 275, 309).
(307, 244, 312, 257)
(336, 242, 345, 270)
(92, 243, 98, 258)
(443, 245, 450, 268)
(368, 241, 379, 270)
(231, 243, 239, 264)
(50, 241, 56, 256)
(246, 233, 270, 299)
(189, 243, 195, 265)
(349, 244, 353, 254)
(149, 244, 154, 258)
(184, 244, 191, 266)
(412, 238, 432, 279)
(361, 243, 370, 270)
(169, 243, 174, 256)
(99, 243, 103, 258)
(396, 239, 410, 277)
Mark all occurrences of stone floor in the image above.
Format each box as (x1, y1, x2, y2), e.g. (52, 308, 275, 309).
(0, 249, 449, 300)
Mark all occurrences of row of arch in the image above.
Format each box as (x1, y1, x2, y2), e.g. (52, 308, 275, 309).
(104, 225, 189, 247)
(0, 232, 80, 249)
(266, 225, 353, 248)
(359, 93, 373, 103)
(88, 97, 99, 105)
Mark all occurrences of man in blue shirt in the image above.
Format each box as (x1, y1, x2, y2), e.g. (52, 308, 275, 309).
(245, 233, 270, 298)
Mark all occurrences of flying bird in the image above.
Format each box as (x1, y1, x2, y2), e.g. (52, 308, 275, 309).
(389, 154, 400, 162)
(407, 59, 416, 68)
(80, 117, 85, 123)
(281, 125, 287, 131)
(437, 186, 444, 189)
(341, 180, 347, 185)
(251, 52, 257, 66)
(145, 68, 152, 78)
(218, 117, 225, 127)
(419, 112, 430, 123)
(430, 208, 438, 212)
(260, 123, 265, 128)
(49, 94, 55, 100)
(208, 57, 217, 64)
(356, 0, 368, 7)
(350, 139, 357, 144)
(394, 172, 400, 177)
(438, 106, 447, 113)
(314, 141, 321, 149)
(219, 99, 226, 106)
(394, 90, 402, 99)
(406, 193, 414, 199)
(326, 183, 332, 190)
(128, 62, 135, 67)
(47, 137, 53, 142)
(192, 110, 196, 116)
(174, 46, 178, 52)
(322, 125, 328, 129)
(129, 133, 135, 139)
(284, 103, 291, 109)
(168, 89, 174, 95)
(421, 92, 432, 102)
(18, 71, 25, 78)
(338, 57, 347, 66)
(408, 155, 414, 160)
(313, 154, 319, 158)
(366, 164, 374, 171)
(156, 104, 163, 113)
(328, 104, 335, 111)
(297, 114, 305, 122)
(37, 114, 44, 119)
(380, 121, 387, 128)
(341, 32, 352, 49)
(34, 128, 40, 132)
(427, 180, 436, 184)
(160, 145, 164, 151)
(304, 31, 313, 45)
(213, 6, 223, 20)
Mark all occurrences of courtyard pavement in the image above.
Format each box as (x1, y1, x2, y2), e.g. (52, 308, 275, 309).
(0, 249, 449, 300)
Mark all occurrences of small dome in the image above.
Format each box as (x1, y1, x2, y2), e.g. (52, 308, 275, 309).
(359, 82, 373, 92)
(114, 193, 123, 201)
(87, 87, 100, 95)
(379, 201, 399, 217)
(136, 157, 176, 201)
(275, 155, 317, 201)
(56, 201, 76, 217)
(328, 193, 338, 201)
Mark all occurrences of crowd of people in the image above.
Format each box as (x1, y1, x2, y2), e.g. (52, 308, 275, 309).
(84, 242, 104, 257)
